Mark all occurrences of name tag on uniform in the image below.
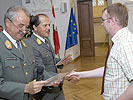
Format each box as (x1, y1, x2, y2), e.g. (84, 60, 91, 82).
(6, 57, 17, 60)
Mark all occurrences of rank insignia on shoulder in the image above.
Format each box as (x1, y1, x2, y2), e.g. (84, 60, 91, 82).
(21, 40, 27, 47)
(36, 38, 42, 45)
(5, 40, 12, 49)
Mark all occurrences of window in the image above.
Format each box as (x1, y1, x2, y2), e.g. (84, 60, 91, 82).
(93, 0, 105, 7)
(98, 0, 104, 6)
(93, 0, 96, 6)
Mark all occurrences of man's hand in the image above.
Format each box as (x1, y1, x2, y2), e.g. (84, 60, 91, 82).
(50, 80, 61, 87)
(24, 80, 47, 94)
(56, 54, 72, 66)
(65, 71, 80, 83)
(64, 55, 72, 65)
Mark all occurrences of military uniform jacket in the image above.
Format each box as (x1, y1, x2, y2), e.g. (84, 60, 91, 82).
(28, 34, 64, 100)
(29, 34, 62, 73)
(0, 32, 35, 100)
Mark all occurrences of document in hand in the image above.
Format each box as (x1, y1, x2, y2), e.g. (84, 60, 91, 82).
(56, 54, 72, 66)
(45, 69, 75, 86)
(45, 72, 68, 86)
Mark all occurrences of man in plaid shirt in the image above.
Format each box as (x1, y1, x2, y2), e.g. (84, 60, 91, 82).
(66, 3, 133, 100)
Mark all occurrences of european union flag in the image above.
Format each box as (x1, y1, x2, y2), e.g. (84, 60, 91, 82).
(65, 8, 78, 50)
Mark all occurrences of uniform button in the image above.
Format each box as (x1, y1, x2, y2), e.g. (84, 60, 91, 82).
(12, 66, 15, 69)
(33, 60, 35, 63)
(24, 63, 26, 66)
(25, 72, 28, 75)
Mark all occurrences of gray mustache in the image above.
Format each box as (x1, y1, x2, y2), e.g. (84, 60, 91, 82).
(18, 30, 24, 35)
(46, 30, 50, 33)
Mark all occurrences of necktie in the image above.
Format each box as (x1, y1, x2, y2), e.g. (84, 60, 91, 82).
(16, 41, 24, 58)
(45, 39, 57, 72)
(45, 39, 49, 48)
(101, 41, 114, 94)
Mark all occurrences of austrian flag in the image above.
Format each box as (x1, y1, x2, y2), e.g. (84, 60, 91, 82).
(52, 5, 60, 55)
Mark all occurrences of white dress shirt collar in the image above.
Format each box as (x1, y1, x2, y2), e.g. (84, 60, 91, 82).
(3, 29, 17, 48)
(33, 33, 46, 43)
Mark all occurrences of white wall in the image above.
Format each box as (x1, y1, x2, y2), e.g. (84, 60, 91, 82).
(0, 0, 80, 60)
(0, 0, 22, 28)
(22, 0, 80, 59)
(112, 0, 125, 4)
(125, 1, 133, 33)
(54, 0, 80, 60)
(112, 0, 133, 33)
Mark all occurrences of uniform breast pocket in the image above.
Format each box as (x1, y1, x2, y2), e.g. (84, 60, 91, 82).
(4, 58, 22, 80)
(5, 59, 20, 69)
(41, 51, 49, 62)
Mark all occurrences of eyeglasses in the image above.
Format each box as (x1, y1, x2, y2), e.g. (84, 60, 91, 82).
(8, 18, 28, 34)
(101, 18, 111, 23)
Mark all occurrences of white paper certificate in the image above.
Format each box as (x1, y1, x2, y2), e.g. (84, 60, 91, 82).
(56, 54, 72, 66)
(45, 72, 70, 86)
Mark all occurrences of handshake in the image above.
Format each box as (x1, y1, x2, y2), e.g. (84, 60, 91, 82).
(65, 70, 80, 83)
(24, 70, 80, 95)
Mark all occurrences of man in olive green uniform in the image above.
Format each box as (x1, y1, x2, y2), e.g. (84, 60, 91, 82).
(0, 5, 56, 100)
(29, 14, 66, 100)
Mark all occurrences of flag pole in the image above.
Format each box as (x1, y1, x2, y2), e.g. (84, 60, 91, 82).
(72, 0, 74, 8)
(64, 50, 66, 57)
(58, 52, 60, 58)
(50, 0, 52, 5)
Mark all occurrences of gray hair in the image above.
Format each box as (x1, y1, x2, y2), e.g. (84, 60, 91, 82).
(4, 5, 30, 23)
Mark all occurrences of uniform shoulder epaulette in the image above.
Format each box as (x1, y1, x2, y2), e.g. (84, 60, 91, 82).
(5, 40, 12, 49)
(36, 38, 42, 45)
(21, 40, 27, 48)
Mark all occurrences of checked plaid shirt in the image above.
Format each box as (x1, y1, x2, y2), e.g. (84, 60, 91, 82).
(102, 27, 133, 100)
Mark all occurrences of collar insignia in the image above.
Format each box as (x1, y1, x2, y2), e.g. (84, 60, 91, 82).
(21, 40, 27, 47)
(5, 40, 12, 49)
(36, 38, 42, 45)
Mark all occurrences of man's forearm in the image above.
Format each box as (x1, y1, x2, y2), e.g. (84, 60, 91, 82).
(78, 67, 104, 78)
(118, 81, 133, 100)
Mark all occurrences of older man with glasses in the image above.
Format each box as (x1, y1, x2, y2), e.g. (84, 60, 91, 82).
(0, 5, 60, 100)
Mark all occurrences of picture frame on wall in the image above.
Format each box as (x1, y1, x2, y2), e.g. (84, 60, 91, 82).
(26, 0, 30, 4)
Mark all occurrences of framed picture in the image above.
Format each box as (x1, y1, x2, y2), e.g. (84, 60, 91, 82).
(26, 0, 30, 4)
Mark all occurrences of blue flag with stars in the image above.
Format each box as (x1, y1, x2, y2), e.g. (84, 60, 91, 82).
(65, 8, 78, 50)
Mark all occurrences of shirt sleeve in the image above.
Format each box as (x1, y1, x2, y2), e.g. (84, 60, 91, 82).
(119, 41, 133, 82)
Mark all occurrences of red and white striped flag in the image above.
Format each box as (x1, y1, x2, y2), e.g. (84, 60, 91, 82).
(52, 5, 60, 55)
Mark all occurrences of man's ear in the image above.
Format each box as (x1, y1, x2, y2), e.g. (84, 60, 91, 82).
(111, 16, 118, 25)
(33, 25, 37, 31)
(5, 18, 10, 28)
